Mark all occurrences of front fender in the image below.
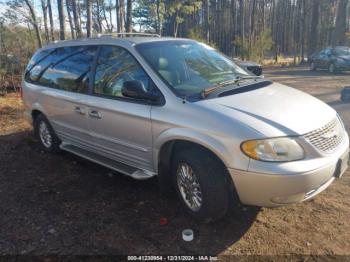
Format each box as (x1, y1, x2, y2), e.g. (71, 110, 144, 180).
(153, 127, 233, 171)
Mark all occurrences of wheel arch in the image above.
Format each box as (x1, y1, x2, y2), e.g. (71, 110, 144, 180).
(30, 102, 47, 123)
(31, 109, 43, 122)
(154, 129, 233, 193)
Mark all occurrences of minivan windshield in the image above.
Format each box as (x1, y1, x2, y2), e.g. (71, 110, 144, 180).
(136, 40, 251, 97)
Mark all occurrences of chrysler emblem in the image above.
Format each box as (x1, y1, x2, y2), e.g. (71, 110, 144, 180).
(321, 129, 338, 139)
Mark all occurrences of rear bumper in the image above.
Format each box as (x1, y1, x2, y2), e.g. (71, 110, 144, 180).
(228, 148, 348, 207)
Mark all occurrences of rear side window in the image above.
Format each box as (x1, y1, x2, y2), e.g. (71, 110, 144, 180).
(39, 46, 97, 93)
(25, 45, 97, 94)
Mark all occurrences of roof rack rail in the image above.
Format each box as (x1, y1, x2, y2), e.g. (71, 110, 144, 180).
(96, 32, 160, 38)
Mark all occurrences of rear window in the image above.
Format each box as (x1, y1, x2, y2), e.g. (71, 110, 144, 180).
(25, 45, 97, 94)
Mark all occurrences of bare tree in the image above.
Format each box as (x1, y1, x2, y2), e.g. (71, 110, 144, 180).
(119, 0, 125, 32)
(71, 0, 81, 38)
(116, 0, 120, 32)
(40, 0, 50, 43)
(47, 0, 55, 41)
(86, 0, 92, 37)
(66, 0, 76, 38)
(239, 0, 245, 58)
(95, 0, 103, 33)
(332, 0, 349, 45)
(57, 0, 66, 40)
(308, 0, 320, 57)
(125, 0, 132, 32)
(24, 0, 42, 47)
(202, 0, 209, 41)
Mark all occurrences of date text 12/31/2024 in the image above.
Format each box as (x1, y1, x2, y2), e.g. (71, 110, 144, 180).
(127, 255, 218, 261)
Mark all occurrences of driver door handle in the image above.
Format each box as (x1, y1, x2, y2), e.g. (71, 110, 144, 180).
(88, 109, 102, 119)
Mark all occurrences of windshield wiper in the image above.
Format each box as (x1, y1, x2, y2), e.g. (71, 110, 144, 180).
(235, 75, 262, 82)
(200, 75, 262, 98)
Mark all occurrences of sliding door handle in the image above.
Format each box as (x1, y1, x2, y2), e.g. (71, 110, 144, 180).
(74, 106, 85, 115)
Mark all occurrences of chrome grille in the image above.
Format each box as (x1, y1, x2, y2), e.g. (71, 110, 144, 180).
(304, 118, 345, 153)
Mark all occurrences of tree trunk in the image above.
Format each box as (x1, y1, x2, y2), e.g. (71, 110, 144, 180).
(204, 0, 209, 42)
(66, 0, 75, 39)
(24, 0, 42, 47)
(86, 0, 92, 37)
(71, 0, 81, 38)
(40, 0, 50, 43)
(116, 0, 120, 32)
(239, 0, 245, 59)
(96, 0, 103, 33)
(47, 0, 55, 41)
(102, 1, 112, 32)
(300, 0, 306, 62)
(156, 0, 162, 36)
(119, 0, 125, 33)
(307, 0, 319, 58)
(250, 0, 256, 45)
(109, 0, 114, 32)
(332, 0, 348, 45)
(125, 0, 132, 32)
(57, 0, 66, 40)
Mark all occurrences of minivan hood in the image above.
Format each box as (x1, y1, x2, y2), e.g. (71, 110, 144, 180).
(200, 82, 336, 136)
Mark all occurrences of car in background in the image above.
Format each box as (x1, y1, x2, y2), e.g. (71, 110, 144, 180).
(309, 46, 350, 73)
(233, 58, 263, 76)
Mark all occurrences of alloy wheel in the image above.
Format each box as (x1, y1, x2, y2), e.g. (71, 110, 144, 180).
(39, 121, 52, 148)
(176, 162, 203, 212)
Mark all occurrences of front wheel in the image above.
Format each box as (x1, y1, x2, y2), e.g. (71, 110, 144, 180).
(310, 61, 316, 71)
(172, 147, 230, 223)
(328, 63, 336, 74)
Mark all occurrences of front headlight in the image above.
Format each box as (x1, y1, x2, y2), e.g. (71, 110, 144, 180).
(241, 137, 305, 162)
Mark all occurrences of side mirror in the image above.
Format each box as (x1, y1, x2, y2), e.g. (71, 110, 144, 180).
(122, 80, 160, 103)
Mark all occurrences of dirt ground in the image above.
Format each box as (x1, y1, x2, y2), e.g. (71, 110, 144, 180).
(0, 67, 350, 258)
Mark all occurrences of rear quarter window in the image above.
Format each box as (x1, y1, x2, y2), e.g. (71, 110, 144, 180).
(25, 45, 97, 94)
(25, 49, 56, 82)
(40, 46, 97, 93)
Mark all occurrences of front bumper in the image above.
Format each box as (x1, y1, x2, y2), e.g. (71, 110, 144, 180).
(228, 147, 349, 207)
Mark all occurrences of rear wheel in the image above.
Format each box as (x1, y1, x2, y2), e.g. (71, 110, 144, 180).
(34, 114, 61, 153)
(172, 147, 230, 223)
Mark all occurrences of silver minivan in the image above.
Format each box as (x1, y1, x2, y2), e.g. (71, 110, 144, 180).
(22, 35, 349, 222)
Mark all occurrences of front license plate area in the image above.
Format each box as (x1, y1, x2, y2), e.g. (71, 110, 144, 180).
(335, 150, 350, 179)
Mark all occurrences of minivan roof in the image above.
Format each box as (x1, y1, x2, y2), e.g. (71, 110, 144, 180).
(41, 36, 193, 51)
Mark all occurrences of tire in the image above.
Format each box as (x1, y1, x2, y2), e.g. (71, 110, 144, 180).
(310, 61, 316, 71)
(171, 147, 230, 223)
(328, 63, 336, 74)
(34, 114, 61, 153)
(341, 89, 350, 102)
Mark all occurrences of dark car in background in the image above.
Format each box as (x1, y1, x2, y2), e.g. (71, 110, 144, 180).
(233, 58, 263, 76)
(309, 46, 350, 73)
